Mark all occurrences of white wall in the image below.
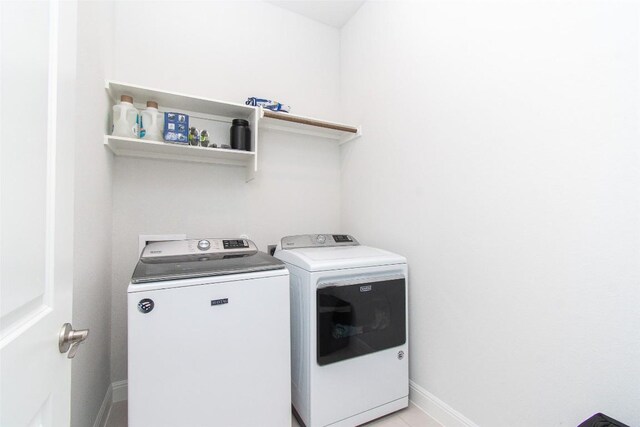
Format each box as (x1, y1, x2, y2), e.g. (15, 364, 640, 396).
(71, 1, 114, 426)
(340, 2, 640, 426)
(109, 1, 342, 383)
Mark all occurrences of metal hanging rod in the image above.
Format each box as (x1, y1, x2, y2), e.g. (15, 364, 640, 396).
(262, 110, 359, 134)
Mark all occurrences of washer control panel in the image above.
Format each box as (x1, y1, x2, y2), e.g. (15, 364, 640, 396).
(281, 234, 359, 249)
(141, 238, 257, 258)
(223, 239, 250, 249)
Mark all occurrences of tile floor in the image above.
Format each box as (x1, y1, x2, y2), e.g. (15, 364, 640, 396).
(105, 400, 442, 427)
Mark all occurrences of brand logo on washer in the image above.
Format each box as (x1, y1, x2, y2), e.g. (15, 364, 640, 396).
(398, 351, 405, 360)
(138, 298, 154, 314)
(360, 285, 372, 292)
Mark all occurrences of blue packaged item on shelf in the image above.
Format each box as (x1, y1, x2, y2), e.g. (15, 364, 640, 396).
(163, 112, 189, 143)
(245, 97, 290, 113)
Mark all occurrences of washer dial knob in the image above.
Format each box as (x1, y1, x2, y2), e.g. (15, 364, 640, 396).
(316, 235, 326, 244)
(197, 239, 211, 250)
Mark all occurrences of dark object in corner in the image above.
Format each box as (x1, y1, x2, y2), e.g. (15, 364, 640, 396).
(578, 413, 630, 427)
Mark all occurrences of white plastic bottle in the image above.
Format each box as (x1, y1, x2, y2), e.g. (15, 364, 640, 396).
(140, 101, 164, 141)
(112, 95, 139, 138)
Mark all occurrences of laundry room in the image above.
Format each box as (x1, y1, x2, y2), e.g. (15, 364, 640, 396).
(1, 1, 639, 427)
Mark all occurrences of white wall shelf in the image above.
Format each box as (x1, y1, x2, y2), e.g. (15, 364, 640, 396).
(107, 80, 255, 120)
(105, 135, 255, 169)
(106, 80, 259, 181)
(105, 80, 361, 181)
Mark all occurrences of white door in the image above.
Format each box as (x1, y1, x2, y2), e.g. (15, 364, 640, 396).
(1, 1, 79, 425)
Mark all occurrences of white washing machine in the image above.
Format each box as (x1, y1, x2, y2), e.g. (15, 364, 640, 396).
(128, 238, 291, 427)
(275, 234, 408, 427)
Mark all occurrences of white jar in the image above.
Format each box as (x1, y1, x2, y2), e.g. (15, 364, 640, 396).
(112, 95, 139, 138)
(140, 101, 164, 141)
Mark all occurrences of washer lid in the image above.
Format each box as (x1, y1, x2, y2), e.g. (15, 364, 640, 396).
(131, 238, 285, 284)
(131, 251, 285, 284)
(275, 245, 406, 272)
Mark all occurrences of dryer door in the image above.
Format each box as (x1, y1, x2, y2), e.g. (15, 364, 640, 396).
(317, 276, 406, 366)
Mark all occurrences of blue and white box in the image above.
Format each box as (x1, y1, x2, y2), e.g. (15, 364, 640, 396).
(164, 112, 189, 143)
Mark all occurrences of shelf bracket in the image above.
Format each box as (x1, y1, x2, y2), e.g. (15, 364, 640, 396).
(338, 126, 362, 145)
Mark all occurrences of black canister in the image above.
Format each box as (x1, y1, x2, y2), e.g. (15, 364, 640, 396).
(230, 119, 251, 151)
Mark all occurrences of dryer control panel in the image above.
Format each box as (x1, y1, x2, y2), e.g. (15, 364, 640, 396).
(281, 234, 360, 249)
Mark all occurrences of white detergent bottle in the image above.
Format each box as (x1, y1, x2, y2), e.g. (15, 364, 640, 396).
(112, 95, 139, 138)
(140, 101, 164, 141)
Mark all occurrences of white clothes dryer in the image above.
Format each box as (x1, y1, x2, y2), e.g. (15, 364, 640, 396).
(275, 234, 408, 427)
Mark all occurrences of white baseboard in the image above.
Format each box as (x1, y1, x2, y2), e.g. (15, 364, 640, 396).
(112, 380, 128, 403)
(409, 381, 478, 427)
(92, 383, 113, 427)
